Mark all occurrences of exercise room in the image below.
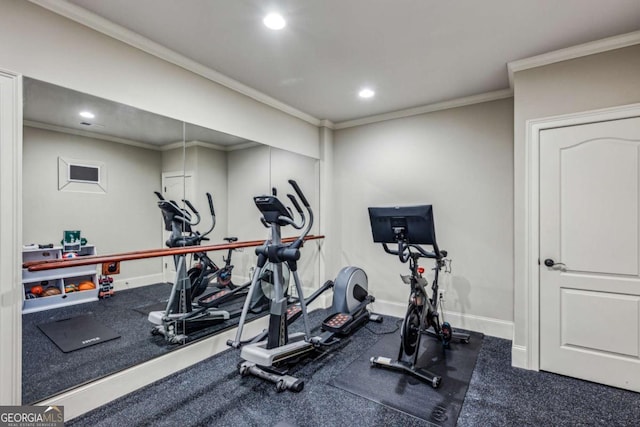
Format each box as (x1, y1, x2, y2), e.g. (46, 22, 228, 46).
(1, 1, 639, 426)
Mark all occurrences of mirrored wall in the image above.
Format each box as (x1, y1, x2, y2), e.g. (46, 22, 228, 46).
(21, 77, 320, 403)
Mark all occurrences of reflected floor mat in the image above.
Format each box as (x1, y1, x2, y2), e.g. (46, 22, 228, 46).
(37, 314, 121, 353)
(330, 329, 483, 426)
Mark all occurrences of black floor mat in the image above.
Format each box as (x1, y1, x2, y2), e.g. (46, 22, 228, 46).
(132, 301, 167, 315)
(37, 315, 121, 353)
(330, 328, 483, 426)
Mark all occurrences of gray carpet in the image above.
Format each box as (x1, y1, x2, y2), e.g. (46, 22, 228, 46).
(22, 283, 263, 404)
(66, 312, 640, 426)
(457, 336, 640, 426)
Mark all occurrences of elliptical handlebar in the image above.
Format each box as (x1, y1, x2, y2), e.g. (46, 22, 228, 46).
(288, 179, 310, 207)
(198, 192, 216, 237)
(288, 180, 313, 247)
(255, 180, 312, 237)
(156, 191, 218, 247)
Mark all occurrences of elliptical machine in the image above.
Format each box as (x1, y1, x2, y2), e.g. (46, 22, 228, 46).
(148, 192, 230, 343)
(368, 205, 470, 388)
(228, 180, 377, 392)
(149, 192, 287, 343)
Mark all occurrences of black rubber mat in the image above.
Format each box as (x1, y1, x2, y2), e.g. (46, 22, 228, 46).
(330, 328, 483, 426)
(37, 314, 121, 353)
(132, 301, 167, 315)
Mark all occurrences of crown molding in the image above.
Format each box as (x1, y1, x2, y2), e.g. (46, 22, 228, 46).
(318, 119, 335, 130)
(24, 120, 166, 150)
(507, 29, 640, 88)
(160, 140, 184, 151)
(25, 121, 263, 152)
(186, 140, 260, 152)
(28, 0, 321, 127)
(334, 89, 513, 130)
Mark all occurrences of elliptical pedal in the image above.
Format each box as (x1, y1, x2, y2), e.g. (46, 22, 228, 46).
(321, 312, 353, 333)
(286, 305, 302, 320)
(198, 289, 232, 307)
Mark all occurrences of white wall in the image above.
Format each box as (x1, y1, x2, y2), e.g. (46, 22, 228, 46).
(513, 44, 640, 360)
(334, 99, 514, 334)
(23, 126, 162, 280)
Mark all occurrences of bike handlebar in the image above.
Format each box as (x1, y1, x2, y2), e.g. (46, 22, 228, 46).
(383, 240, 445, 264)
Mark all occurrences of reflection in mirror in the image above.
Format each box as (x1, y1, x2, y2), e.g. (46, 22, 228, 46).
(184, 123, 269, 287)
(21, 77, 186, 403)
(20, 78, 321, 405)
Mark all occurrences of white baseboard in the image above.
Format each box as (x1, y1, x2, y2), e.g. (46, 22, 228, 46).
(113, 273, 164, 291)
(372, 299, 514, 340)
(511, 344, 529, 369)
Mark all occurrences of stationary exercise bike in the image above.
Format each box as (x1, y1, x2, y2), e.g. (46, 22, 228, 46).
(228, 180, 378, 392)
(368, 205, 469, 388)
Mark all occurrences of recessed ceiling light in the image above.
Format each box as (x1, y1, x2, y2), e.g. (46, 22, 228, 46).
(263, 13, 286, 30)
(358, 88, 375, 99)
(79, 111, 95, 119)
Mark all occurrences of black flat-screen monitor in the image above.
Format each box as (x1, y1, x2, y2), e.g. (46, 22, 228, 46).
(368, 205, 436, 244)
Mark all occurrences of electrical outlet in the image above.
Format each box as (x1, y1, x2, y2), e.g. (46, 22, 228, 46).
(439, 289, 446, 301)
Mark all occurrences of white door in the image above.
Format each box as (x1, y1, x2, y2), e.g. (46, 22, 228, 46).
(539, 116, 640, 391)
(161, 172, 194, 282)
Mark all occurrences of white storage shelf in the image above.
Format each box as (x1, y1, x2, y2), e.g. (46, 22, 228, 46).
(22, 245, 98, 314)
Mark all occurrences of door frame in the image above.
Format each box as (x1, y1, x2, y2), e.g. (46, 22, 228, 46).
(522, 102, 640, 371)
(0, 68, 22, 404)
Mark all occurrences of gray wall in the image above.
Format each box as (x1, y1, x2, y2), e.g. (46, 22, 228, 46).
(334, 98, 514, 329)
(23, 126, 162, 280)
(513, 44, 640, 350)
(193, 145, 228, 245)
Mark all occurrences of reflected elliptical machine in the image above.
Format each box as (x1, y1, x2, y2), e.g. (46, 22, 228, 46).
(228, 180, 379, 392)
(148, 191, 281, 343)
(368, 205, 470, 388)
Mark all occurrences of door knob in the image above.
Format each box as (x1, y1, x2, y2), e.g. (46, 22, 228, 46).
(544, 258, 566, 268)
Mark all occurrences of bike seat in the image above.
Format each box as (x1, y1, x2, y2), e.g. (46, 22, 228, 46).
(224, 237, 238, 243)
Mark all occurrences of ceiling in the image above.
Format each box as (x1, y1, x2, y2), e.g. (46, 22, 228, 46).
(60, 0, 640, 123)
(57, 0, 640, 124)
